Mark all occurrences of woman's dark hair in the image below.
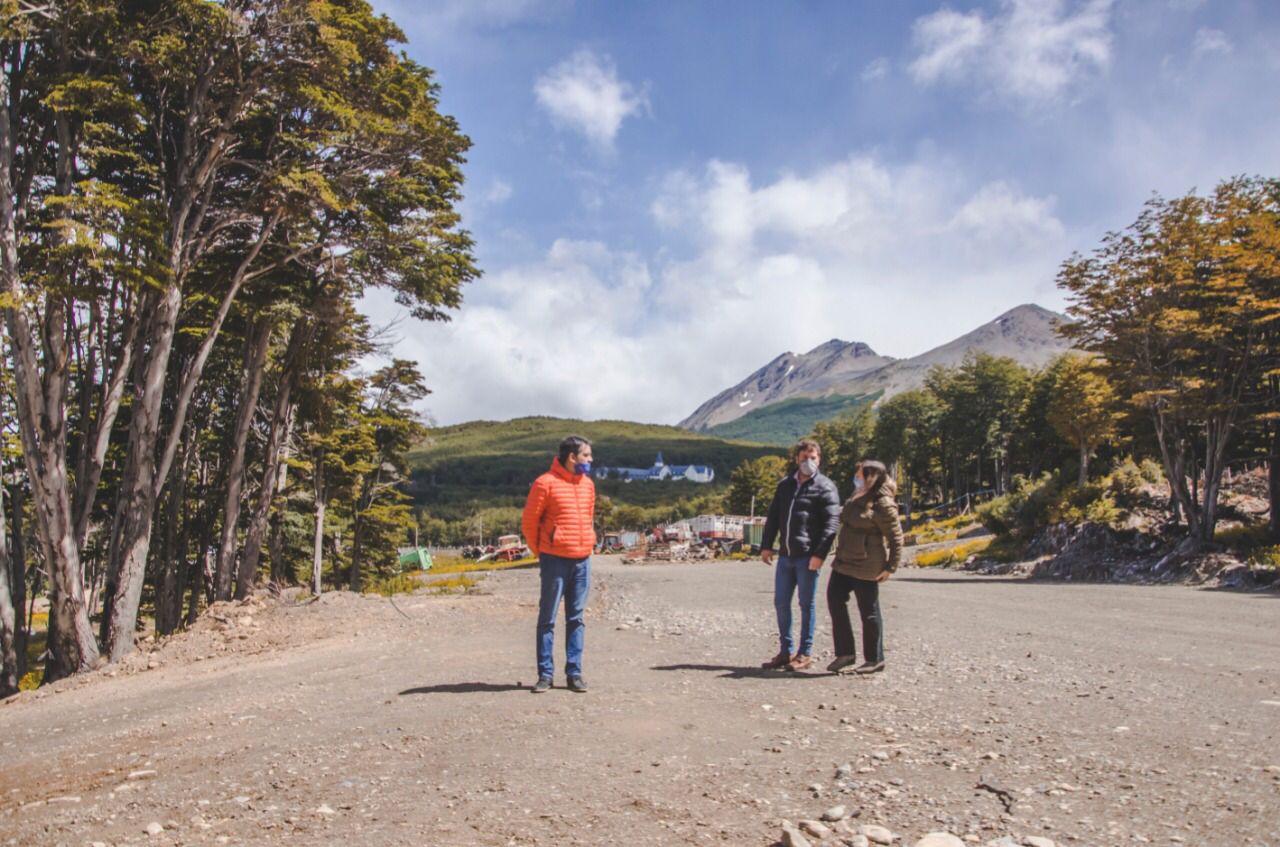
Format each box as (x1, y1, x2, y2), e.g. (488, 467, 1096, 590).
(852, 458, 895, 502)
(558, 435, 592, 465)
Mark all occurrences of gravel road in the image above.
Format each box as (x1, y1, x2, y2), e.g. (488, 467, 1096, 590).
(1, 557, 1278, 846)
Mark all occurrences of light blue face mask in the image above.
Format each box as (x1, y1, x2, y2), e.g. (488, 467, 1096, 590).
(574, 461, 592, 476)
(799, 458, 819, 476)
(854, 476, 866, 492)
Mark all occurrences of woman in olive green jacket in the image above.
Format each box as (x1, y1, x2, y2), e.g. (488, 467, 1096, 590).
(826, 460, 903, 674)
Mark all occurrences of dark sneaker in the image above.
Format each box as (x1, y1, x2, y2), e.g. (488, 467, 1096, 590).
(788, 654, 814, 672)
(532, 677, 552, 693)
(567, 675, 588, 693)
(826, 655, 858, 674)
(854, 661, 885, 674)
(761, 651, 791, 670)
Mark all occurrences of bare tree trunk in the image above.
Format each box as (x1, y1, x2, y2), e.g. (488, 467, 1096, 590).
(102, 282, 182, 660)
(267, 432, 293, 585)
(10, 482, 26, 677)
(0, 73, 99, 677)
(236, 401, 298, 598)
(155, 446, 190, 636)
(0, 480, 18, 696)
(1270, 426, 1279, 542)
(311, 451, 325, 596)
(213, 321, 272, 600)
(1153, 417, 1199, 541)
(1079, 443, 1089, 489)
(235, 322, 311, 599)
(349, 511, 367, 593)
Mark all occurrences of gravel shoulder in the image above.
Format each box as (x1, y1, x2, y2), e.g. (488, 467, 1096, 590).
(1, 558, 1278, 846)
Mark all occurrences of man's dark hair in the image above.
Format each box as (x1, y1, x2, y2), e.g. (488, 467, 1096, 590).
(558, 435, 592, 465)
(791, 438, 821, 462)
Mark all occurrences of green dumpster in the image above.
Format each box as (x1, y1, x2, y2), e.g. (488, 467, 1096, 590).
(398, 546, 433, 572)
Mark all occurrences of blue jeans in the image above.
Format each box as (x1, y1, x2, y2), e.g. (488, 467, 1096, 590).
(536, 554, 591, 679)
(774, 554, 818, 656)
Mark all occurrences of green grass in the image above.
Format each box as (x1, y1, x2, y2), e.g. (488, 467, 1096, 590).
(428, 554, 538, 575)
(911, 513, 983, 544)
(702, 392, 880, 446)
(420, 575, 480, 593)
(913, 537, 993, 567)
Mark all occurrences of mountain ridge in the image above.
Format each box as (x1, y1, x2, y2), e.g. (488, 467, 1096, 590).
(681, 304, 1072, 433)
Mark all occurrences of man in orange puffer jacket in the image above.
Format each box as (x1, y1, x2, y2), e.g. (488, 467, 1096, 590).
(522, 435, 597, 694)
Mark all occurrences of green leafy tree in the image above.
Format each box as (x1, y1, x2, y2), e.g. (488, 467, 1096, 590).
(810, 407, 875, 500)
(348, 360, 429, 590)
(726, 455, 788, 516)
(1047, 355, 1122, 488)
(873, 389, 942, 522)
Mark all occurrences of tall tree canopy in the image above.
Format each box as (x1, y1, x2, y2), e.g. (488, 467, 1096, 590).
(0, 0, 477, 691)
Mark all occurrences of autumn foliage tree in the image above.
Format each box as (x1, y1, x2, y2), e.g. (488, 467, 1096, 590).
(1047, 354, 1121, 488)
(1059, 177, 1280, 547)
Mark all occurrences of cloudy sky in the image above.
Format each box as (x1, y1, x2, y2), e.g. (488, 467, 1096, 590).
(361, 0, 1280, 426)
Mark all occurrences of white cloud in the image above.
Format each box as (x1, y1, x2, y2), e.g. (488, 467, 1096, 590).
(371, 152, 1071, 425)
(909, 0, 1114, 102)
(483, 178, 513, 205)
(862, 57, 891, 81)
(1192, 27, 1232, 56)
(534, 49, 649, 149)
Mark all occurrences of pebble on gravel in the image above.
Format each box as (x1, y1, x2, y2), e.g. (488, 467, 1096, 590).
(821, 804, 848, 821)
(799, 819, 831, 839)
(1023, 838, 1057, 847)
(845, 837, 870, 847)
(780, 823, 813, 847)
(316, 804, 336, 815)
(145, 821, 164, 836)
(914, 835, 965, 847)
(862, 824, 896, 844)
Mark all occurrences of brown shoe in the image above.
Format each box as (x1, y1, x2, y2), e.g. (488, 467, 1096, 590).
(788, 654, 814, 671)
(761, 651, 790, 670)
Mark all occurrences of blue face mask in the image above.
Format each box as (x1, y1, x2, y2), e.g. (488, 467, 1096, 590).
(574, 461, 592, 475)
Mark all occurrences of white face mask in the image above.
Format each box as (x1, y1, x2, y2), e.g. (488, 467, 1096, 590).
(799, 457, 819, 477)
(853, 475, 866, 492)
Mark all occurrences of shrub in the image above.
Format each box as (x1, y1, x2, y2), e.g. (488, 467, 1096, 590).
(365, 573, 421, 596)
(1248, 546, 1280, 568)
(1109, 457, 1146, 501)
(1216, 523, 1272, 553)
(976, 473, 1063, 539)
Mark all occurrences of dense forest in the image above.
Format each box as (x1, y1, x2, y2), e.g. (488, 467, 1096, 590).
(0, 0, 477, 695)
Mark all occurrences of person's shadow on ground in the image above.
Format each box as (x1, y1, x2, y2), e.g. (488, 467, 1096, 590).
(650, 663, 833, 680)
(398, 682, 526, 695)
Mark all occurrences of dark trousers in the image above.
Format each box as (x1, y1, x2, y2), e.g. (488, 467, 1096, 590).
(826, 570, 883, 663)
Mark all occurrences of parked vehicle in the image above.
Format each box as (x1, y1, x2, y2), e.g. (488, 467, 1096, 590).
(477, 534, 528, 563)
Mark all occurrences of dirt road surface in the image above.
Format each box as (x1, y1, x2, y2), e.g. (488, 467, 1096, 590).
(2, 557, 1278, 846)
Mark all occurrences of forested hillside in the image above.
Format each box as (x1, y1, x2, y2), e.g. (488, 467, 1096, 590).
(408, 417, 784, 539)
(704, 393, 879, 445)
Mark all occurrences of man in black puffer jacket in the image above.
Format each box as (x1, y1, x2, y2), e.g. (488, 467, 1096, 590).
(759, 438, 842, 671)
